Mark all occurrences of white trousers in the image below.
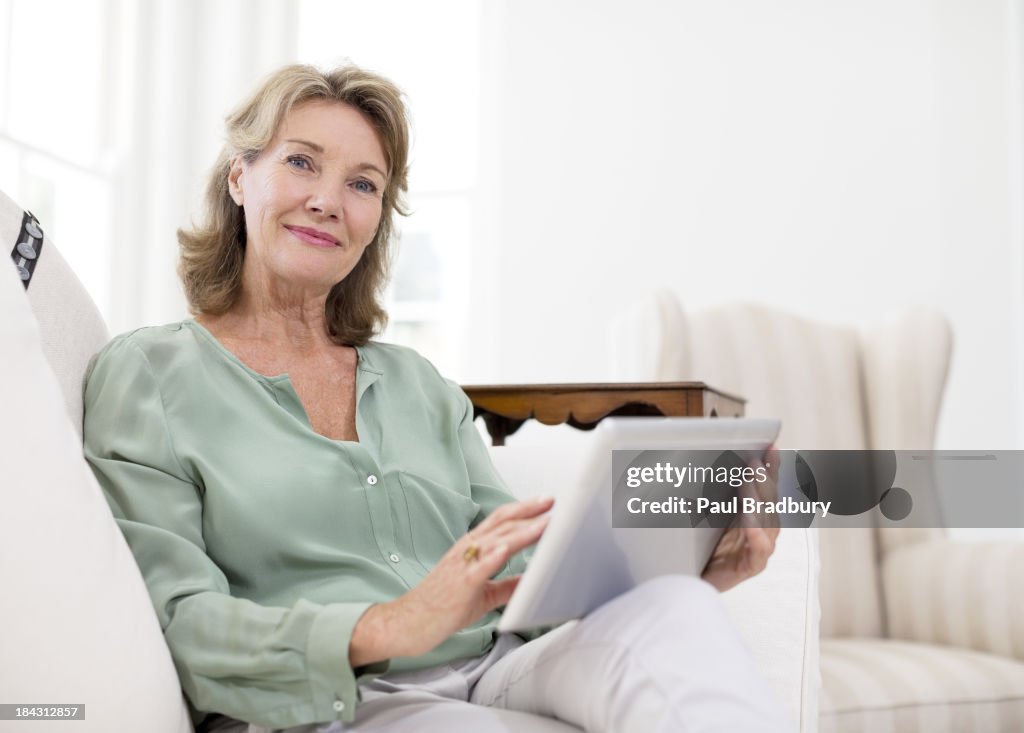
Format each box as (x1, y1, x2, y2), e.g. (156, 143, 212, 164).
(211, 576, 794, 733)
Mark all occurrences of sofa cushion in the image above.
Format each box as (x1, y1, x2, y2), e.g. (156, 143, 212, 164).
(1, 207, 191, 732)
(820, 638, 1024, 733)
(1, 190, 108, 437)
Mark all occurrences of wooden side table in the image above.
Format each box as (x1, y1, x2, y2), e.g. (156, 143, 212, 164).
(461, 382, 745, 446)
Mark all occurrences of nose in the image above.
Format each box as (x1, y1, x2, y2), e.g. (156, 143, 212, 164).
(306, 179, 345, 220)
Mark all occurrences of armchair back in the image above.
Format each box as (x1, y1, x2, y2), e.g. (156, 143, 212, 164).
(609, 292, 952, 640)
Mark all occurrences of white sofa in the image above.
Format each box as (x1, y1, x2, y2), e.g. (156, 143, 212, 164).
(612, 291, 1024, 732)
(1, 193, 818, 731)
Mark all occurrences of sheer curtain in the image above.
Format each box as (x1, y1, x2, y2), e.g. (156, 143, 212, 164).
(0, 0, 298, 334)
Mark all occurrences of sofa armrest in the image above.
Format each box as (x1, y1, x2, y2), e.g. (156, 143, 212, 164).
(721, 528, 820, 733)
(882, 538, 1024, 660)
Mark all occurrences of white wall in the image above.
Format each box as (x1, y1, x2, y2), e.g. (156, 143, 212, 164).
(469, 0, 1024, 450)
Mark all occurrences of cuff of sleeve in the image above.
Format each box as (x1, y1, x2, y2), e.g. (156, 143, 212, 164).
(305, 600, 391, 723)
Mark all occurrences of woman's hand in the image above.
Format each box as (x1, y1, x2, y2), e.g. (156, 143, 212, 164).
(349, 495, 553, 667)
(701, 448, 780, 593)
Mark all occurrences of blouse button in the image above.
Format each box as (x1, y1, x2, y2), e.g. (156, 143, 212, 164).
(367, 474, 378, 486)
(389, 553, 401, 563)
(332, 700, 345, 712)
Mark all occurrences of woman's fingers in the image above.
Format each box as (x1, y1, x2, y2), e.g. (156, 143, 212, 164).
(764, 446, 780, 482)
(459, 541, 510, 583)
(751, 449, 779, 503)
(482, 575, 521, 609)
(738, 455, 781, 532)
(472, 496, 553, 535)
(737, 482, 760, 528)
(460, 514, 550, 574)
(488, 512, 551, 546)
(459, 497, 552, 566)
(741, 526, 775, 573)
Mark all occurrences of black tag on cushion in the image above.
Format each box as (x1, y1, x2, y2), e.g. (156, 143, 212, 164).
(10, 210, 43, 289)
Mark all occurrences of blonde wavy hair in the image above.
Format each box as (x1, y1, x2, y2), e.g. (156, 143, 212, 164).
(177, 64, 410, 345)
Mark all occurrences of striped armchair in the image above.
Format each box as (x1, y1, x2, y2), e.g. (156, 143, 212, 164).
(611, 292, 1024, 733)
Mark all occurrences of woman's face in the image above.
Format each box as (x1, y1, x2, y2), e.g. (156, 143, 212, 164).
(228, 100, 388, 298)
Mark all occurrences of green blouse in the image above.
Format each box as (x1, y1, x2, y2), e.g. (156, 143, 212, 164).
(82, 320, 531, 729)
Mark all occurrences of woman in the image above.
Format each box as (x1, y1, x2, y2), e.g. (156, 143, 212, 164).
(83, 64, 791, 733)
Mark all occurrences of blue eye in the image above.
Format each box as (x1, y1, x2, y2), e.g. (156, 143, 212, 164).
(353, 179, 378, 194)
(286, 155, 312, 170)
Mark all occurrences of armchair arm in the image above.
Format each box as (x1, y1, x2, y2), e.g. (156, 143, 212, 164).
(881, 538, 1024, 660)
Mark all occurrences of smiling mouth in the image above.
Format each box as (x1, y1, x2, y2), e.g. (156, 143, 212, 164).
(285, 225, 341, 248)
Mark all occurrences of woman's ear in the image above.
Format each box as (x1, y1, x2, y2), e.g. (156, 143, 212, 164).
(227, 157, 245, 206)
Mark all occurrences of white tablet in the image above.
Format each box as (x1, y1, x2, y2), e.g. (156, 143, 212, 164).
(497, 417, 781, 632)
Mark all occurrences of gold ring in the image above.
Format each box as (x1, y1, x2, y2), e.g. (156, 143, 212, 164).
(462, 543, 480, 562)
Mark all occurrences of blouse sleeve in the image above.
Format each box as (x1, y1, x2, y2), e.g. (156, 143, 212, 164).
(451, 383, 551, 641)
(451, 383, 527, 560)
(83, 337, 387, 728)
